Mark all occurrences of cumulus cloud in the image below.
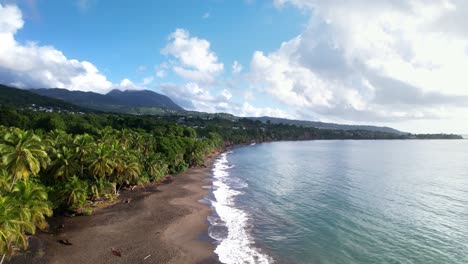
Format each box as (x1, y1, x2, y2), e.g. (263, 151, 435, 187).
(159, 82, 216, 111)
(0, 4, 117, 93)
(158, 29, 236, 113)
(141, 76, 154, 85)
(232, 60, 243, 74)
(155, 70, 165, 78)
(161, 29, 224, 84)
(239, 102, 293, 118)
(249, 0, 468, 123)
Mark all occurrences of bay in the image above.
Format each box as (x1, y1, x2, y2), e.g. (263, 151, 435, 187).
(209, 140, 468, 264)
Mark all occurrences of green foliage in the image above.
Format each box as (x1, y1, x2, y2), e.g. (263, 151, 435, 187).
(90, 177, 115, 200)
(0, 170, 52, 261)
(0, 129, 49, 188)
(59, 176, 88, 209)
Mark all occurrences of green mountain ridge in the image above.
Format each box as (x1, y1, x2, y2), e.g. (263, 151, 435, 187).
(30, 87, 184, 113)
(248, 116, 405, 135)
(0, 84, 88, 112)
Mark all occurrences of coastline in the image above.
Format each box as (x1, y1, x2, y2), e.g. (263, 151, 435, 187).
(10, 153, 220, 264)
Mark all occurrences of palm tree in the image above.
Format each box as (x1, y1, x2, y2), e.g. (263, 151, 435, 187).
(0, 170, 10, 192)
(49, 146, 78, 181)
(73, 133, 94, 178)
(144, 153, 167, 181)
(0, 196, 35, 264)
(87, 143, 116, 179)
(90, 177, 115, 200)
(119, 158, 141, 186)
(11, 180, 52, 230)
(60, 176, 88, 209)
(0, 129, 49, 190)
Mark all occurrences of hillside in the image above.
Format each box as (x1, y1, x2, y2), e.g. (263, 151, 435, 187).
(248, 116, 405, 135)
(31, 88, 184, 113)
(0, 84, 86, 112)
(0, 84, 413, 135)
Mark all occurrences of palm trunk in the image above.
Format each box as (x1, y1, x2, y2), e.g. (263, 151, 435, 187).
(9, 173, 18, 191)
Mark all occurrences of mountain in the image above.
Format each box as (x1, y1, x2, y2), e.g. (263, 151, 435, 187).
(31, 88, 184, 113)
(0, 84, 86, 112)
(248, 116, 406, 135)
(2, 84, 407, 135)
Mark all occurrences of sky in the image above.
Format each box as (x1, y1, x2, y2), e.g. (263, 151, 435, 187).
(0, 0, 468, 134)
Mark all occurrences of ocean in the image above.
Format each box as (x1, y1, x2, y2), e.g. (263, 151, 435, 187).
(206, 140, 468, 264)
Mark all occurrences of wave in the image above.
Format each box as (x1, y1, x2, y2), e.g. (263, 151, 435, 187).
(208, 152, 273, 264)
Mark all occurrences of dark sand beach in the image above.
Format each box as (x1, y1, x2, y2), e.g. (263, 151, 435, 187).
(10, 155, 219, 264)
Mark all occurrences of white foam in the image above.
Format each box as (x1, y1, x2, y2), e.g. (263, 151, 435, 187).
(210, 153, 273, 264)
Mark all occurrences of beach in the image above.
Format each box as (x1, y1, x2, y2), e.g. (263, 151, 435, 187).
(10, 155, 220, 264)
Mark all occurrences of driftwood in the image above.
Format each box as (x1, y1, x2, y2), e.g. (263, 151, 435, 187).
(111, 247, 122, 257)
(57, 239, 72, 246)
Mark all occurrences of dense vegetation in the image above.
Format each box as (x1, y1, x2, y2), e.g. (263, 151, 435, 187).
(0, 112, 224, 262)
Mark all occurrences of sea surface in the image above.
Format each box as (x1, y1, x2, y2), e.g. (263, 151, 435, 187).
(206, 140, 468, 264)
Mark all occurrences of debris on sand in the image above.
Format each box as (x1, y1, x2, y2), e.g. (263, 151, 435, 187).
(111, 247, 122, 257)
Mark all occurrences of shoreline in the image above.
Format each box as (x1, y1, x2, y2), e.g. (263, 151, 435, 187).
(10, 153, 221, 264)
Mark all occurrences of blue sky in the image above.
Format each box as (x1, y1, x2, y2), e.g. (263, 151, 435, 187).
(12, 0, 306, 85)
(1, 0, 468, 133)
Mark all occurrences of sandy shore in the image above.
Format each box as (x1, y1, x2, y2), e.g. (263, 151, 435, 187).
(10, 155, 220, 264)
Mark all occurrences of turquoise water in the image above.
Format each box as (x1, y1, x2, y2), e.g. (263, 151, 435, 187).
(208, 140, 468, 264)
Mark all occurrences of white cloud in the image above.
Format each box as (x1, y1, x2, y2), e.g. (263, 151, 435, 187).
(239, 102, 293, 118)
(0, 4, 23, 34)
(249, 0, 468, 125)
(158, 81, 292, 119)
(220, 89, 232, 100)
(0, 4, 117, 94)
(161, 29, 224, 84)
(156, 70, 166, 78)
(232, 60, 243, 74)
(202, 12, 210, 19)
(159, 82, 215, 111)
(142, 76, 154, 85)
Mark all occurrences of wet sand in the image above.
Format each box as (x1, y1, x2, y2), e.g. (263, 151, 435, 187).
(10, 155, 220, 264)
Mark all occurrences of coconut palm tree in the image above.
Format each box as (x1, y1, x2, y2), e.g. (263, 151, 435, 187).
(90, 177, 115, 200)
(144, 153, 167, 181)
(0, 129, 49, 190)
(60, 176, 88, 209)
(49, 146, 78, 181)
(0, 196, 35, 264)
(11, 180, 52, 230)
(73, 133, 94, 179)
(87, 143, 116, 179)
(0, 170, 10, 192)
(119, 157, 141, 186)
